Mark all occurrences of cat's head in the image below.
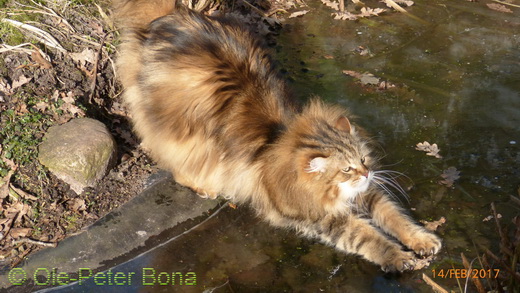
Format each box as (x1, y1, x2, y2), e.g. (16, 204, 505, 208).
(292, 101, 377, 210)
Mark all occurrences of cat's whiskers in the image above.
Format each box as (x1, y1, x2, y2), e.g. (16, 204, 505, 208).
(371, 170, 410, 204)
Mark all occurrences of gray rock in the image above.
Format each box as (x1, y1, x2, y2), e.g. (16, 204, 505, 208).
(38, 118, 117, 194)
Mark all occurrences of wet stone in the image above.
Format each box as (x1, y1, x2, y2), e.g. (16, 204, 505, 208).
(38, 118, 116, 194)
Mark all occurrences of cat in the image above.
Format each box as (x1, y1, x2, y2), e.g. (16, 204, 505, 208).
(113, 0, 441, 272)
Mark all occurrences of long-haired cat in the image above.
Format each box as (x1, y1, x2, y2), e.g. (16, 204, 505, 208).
(114, 0, 441, 272)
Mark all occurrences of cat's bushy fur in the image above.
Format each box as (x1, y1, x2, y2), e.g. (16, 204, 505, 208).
(114, 0, 441, 272)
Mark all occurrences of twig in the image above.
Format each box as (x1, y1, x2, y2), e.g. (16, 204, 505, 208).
(88, 33, 108, 103)
(484, 247, 520, 281)
(339, 0, 345, 12)
(461, 253, 486, 293)
(239, 0, 267, 17)
(0, 43, 33, 54)
(383, 0, 407, 13)
(422, 273, 448, 293)
(493, 0, 520, 8)
(382, 0, 429, 25)
(12, 237, 57, 248)
(1, 18, 66, 52)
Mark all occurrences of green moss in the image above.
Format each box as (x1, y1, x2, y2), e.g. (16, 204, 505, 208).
(0, 95, 54, 177)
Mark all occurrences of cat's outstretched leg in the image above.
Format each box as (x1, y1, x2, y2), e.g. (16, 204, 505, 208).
(316, 215, 418, 272)
(365, 190, 442, 257)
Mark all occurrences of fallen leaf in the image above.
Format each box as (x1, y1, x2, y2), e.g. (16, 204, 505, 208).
(69, 48, 97, 66)
(289, 10, 309, 18)
(359, 7, 386, 17)
(439, 167, 460, 187)
(10, 185, 38, 201)
(384, 0, 414, 8)
(415, 141, 442, 159)
(420, 217, 446, 231)
(11, 75, 32, 91)
(34, 102, 49, 112)
(395, 0, 414, 6)
(61, 91, 75, 104)
(342, 70, 381, 85)
(68, 198, 86, 212)
(30, 50, 52, 69)
(228, 202, 238, 209)
(333, 11, 358, 20)
(486, 3, 513, 13)
(321, 0, 339, 10)
(9, 227, 31, 238)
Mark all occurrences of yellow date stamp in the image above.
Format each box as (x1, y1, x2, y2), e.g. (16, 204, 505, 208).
(432, 269, 500, 279)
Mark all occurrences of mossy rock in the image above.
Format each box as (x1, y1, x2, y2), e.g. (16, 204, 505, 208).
(38, 118, 117, 194)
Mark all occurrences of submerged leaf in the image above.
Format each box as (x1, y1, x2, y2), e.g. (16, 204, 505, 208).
(439, 167, 460, 187)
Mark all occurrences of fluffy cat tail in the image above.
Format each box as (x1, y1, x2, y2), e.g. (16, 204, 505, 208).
(113, 0, 177, 29)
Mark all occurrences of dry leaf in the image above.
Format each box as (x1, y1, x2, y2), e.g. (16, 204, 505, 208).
(321, 0, 339, 10)
(9, 227, 31, 238)
(359, 7, 386, 17)
(342, 70, 381, 85)
(34, 102, 49, 112)
(483, 214, 502, 222)
(31, 50, 52, 69)
(421, 217, 446, 231)
(289, 10, 309, 18)
(384, 0, 414, 8)
(333, 11, 358, 20)
(439, 167, 460, 187)
(10, 185, 38, 201)
(69, 48, 97, 66)
(61, 91, 75, 104)
(486, 3, 513, 13)
(395, 0, 414, 6)
(68, 198, 86, 212)
(415, 141, 442, 159)
(11, 75, 32, 91)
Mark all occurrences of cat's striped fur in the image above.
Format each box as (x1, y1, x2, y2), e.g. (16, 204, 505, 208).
(114, 0, 441, 272)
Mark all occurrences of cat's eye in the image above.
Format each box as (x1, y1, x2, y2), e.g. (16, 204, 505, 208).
(361, 157, 366, 164)
(342, 167, 352, 173)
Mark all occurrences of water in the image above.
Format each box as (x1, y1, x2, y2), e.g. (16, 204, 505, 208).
(20, 1, 520, 292)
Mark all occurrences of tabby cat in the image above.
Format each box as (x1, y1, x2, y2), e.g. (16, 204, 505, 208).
(114, 0, 441, 272)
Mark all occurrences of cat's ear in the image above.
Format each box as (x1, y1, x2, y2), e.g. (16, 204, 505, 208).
(334, 116, 352, 133)
(306, 156, 328, 173)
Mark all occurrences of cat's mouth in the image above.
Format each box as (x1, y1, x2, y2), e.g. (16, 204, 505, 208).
(337, 172, 373, 200)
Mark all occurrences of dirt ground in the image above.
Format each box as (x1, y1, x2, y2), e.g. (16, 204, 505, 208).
(0, 0, 307, 270)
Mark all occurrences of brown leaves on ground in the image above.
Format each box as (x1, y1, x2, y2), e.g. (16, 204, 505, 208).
(415, 141, 442, 159)
(0, 75, 32, 96)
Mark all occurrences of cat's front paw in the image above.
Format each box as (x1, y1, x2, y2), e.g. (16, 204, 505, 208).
(381, 250, 417, 272)
(407, 231, 442, 257)
(195, 188, 218, 199)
